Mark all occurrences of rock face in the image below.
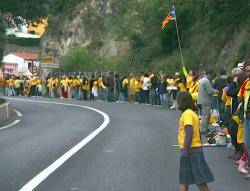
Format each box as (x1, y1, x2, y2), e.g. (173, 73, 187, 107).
(41, 0, 129, 59)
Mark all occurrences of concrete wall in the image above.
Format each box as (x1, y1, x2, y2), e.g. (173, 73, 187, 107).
(0, 100, 11, 124)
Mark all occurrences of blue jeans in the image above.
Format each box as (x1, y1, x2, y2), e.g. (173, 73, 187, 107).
(108, 87, 114, 102)
(119, 92, 125, 102)
(150, 89, 157, 105)
(98, 87, 104, 100)
(160, 93, 168, 108)
(244, 118, 250, 156)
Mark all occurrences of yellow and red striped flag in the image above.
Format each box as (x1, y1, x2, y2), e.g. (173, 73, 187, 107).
(162, 5, 176, 29)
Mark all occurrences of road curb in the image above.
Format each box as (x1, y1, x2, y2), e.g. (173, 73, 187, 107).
(0, 99, 12, 124)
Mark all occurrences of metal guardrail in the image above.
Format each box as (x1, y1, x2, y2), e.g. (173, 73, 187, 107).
(0, 99, 11, 124)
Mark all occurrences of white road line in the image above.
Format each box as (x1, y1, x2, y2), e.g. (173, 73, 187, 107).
(13, 109, 23, 117)
(0, 120, 20, 130)
(5, 98, 110, 191)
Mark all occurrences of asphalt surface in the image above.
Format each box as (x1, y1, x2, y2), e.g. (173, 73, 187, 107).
(0, 97, 249, 191)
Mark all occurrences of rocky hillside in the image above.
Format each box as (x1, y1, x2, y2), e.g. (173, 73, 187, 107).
(42, 0, 128, 59)
(42, 0, 250, 73)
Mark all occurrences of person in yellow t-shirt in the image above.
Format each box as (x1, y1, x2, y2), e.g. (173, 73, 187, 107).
(60, 76, 68, 99)
(36, 77, 43, 97)
(177, 76, 187, 92)
(221, 76, 232, 129)
(7, 77, 15, 96)
(168, 73, 179, 109)
(98, 76, 106, 101)
(29, 76, 37, 97)
(53, 77, 59, 98)
(72, 77, 79, 99)
(14, 77, 22, 96)
(185, 70, 194, 91)
(177, 92, 214, 191)
(122, 76, 129, 102)
(189, 75, 201, 102)
(82, 76, 89, 100)
(134, 77, 140, 103)
(48, 77, 54, 98)
(129, 73, 136, 102)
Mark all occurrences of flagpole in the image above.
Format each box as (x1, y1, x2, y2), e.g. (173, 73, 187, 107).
(173, 5, 185, 67)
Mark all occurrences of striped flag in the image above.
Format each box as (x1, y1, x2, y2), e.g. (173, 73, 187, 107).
(162, 5, 176, 29)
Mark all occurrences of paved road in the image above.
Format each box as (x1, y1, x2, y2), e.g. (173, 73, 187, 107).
(0, 97, 249, 191)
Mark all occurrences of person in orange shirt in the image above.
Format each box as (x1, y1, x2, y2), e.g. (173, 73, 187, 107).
(7, 76, 15, 96)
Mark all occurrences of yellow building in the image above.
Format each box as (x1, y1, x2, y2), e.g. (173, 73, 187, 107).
(28, 18, 48, 36)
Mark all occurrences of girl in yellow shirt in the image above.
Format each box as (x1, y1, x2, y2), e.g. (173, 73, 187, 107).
(177, 92, 214, 191)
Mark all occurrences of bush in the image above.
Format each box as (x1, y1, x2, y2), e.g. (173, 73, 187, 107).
(7, 36, 41, 46)
(59, 48, 116, 72)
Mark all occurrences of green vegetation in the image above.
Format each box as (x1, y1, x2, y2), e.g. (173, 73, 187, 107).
(59, 48, 116, 72)
(7, 36, 41, 46)
(0, 11, 6, 61)
(53, 0, 250, 73)
(0, 0, 51, 62)
(1, 0, 249, 73)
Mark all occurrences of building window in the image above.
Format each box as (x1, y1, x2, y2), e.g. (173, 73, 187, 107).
(4, 69, 13, 74)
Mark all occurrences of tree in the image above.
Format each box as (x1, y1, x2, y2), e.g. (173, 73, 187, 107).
(0, 0, 52, 61)
(0, 11, 6, 61)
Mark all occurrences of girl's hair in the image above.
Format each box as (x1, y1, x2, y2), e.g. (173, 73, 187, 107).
(177, 92, 197, 112)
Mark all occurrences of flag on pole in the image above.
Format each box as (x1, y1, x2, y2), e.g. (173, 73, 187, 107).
(162, 5, 176, 29)
(182, 66, 188, 76)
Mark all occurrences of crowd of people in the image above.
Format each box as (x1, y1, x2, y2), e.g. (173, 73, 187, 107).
(0, 71, 187, 109)
(0, 59, 250, 182)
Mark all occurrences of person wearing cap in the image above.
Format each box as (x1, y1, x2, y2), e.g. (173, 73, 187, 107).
(238, 62, 245, 70)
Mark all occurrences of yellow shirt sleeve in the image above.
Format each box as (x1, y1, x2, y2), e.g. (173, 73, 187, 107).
(178, 109, 201, 149)
(182, 110, 194, 127)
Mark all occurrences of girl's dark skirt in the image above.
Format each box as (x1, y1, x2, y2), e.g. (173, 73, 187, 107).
(179, 152, 215, 185)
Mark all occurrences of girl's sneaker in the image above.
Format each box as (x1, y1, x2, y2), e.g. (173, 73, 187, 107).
(238, 160, 249, 174)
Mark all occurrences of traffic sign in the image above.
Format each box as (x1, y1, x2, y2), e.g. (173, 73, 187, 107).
(40, 62, 59, 68)
(28, 65, 38, 74)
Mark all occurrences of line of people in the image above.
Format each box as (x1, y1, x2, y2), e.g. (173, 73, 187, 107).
(0, 71, 188, 109)
(196, 60, 250, 180)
